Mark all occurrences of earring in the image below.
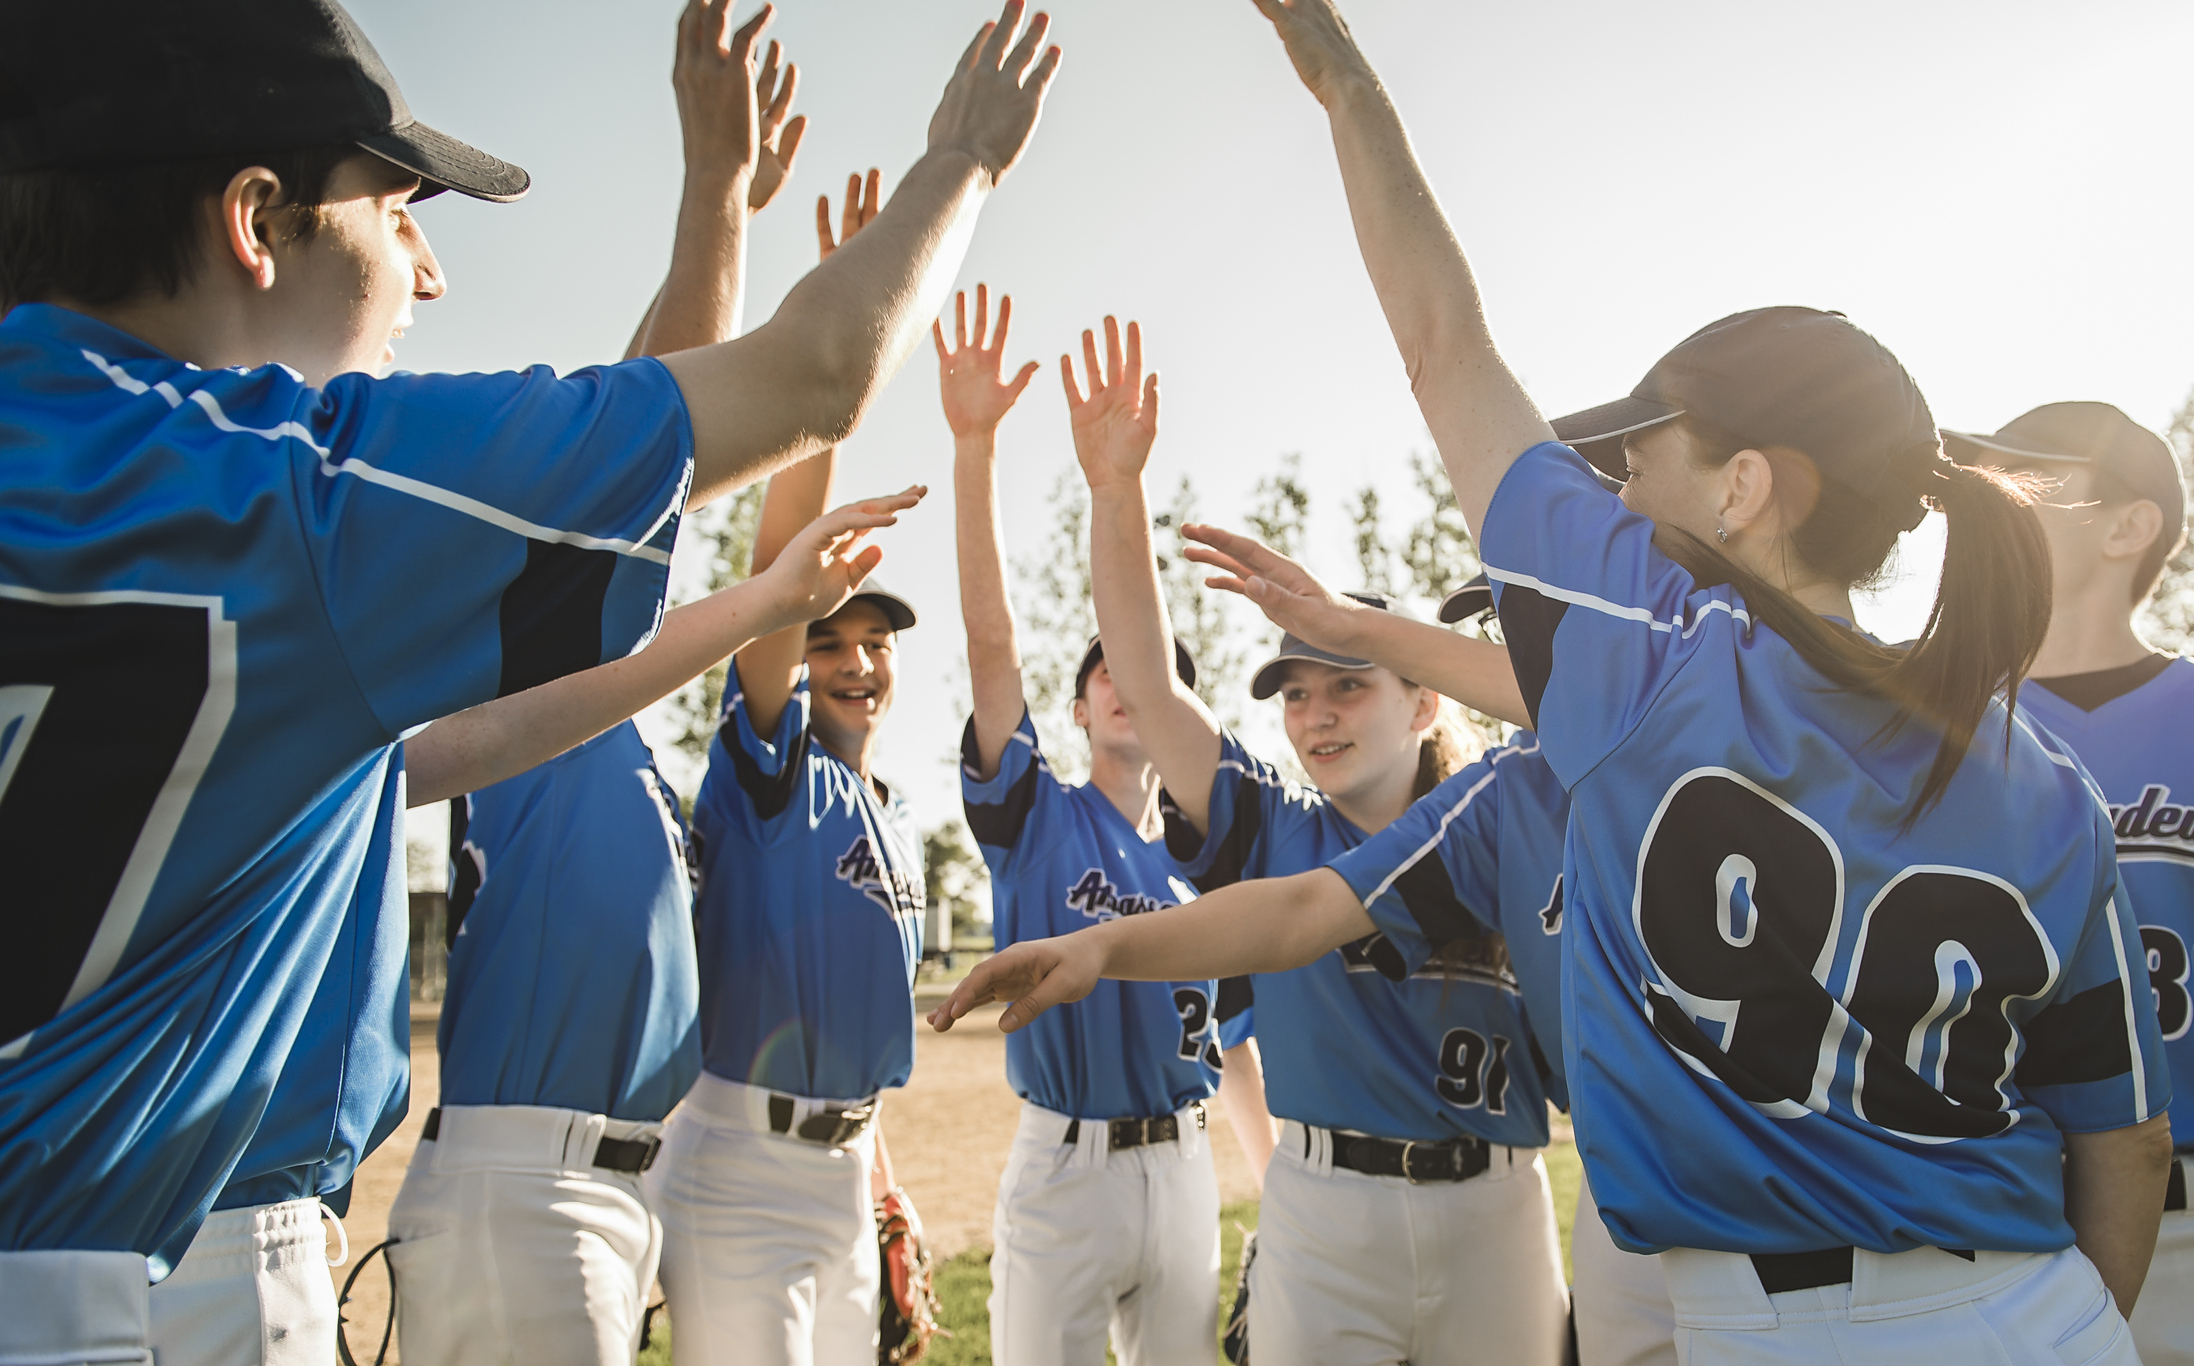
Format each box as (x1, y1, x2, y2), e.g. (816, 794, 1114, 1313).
(1715, 523, 1728, 544)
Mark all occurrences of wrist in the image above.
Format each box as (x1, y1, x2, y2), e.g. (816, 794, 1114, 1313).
(680, 162, 755, 205)
(916, 143, 995, 190)
(1319, 66, 1385, 116)
(1084, 475, 1146, 503)
(952, 429, 1000, 457)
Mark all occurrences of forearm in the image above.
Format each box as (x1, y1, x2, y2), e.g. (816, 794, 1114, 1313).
(1089, 870, 1371, 983)
(1335, 613, 1527, 725)
(956, 433, 1024, 768)
(643, 169, 751, 353)
(2064, 1115, 2173, 1315)
(1218, 1039, 1276, 1189)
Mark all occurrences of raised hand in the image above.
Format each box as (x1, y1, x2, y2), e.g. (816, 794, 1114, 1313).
(1247, 0, 1377, 109)
(934, 285, 1039, 438)
(747, 38, 807, 211)
(927, 0, 1063, 186)
(1182, 522, 1374, 655)
(671, 0, 774, 190)
(925, 935, 1103, 1034)
(816, 169, 882, 261)
(1062, 316, 1158, 490)
(760, 487, 928, 627)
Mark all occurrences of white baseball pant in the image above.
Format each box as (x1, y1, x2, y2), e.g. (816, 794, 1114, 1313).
(1571, 1173, 1677, 1366)
(1660, 1242, 2134, 1363)
(383, 1104, 665, 1366)
(1247, 1119, 1569, 1366)
(146, 1197, 343, 1366)
(645, 1073, 881, 1366)
(2130, 1204, 2194, 1364)
(0, 1250, 151, 1365)
(988, 1099, 1221, 1366)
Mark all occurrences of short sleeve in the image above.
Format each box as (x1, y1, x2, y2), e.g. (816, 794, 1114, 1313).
(293, 359, 694, 735)
(2017, 872, 2173, 1134)
(1215, 975, 1254, 1050)
(960, 708, 1062, 873)
(1159, 730, 1302, 891)
(1479, 442, 1747, 787)
(1327, 755, 1510, 978)
(711, 661, 814, 837)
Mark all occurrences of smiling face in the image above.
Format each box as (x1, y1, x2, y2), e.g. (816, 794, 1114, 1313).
(258, 153, 446, 385)
(1274, 660, 1432, 807)
(805, 598, 898, 759)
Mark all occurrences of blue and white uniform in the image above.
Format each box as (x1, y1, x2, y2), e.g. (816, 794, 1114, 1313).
(1167, 729, 1567, 1366)
(385, 720, 700, 1366)
(0, 299, 690, 1340)
(647, 664, 925, 1366)
(963, 709, 1235, 1366)
(1439, 440, 2167, 1357)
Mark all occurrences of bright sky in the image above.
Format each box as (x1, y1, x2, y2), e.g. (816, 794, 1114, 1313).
(357, 0, 2194, 836)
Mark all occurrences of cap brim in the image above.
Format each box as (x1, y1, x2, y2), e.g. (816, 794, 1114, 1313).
(358, 120, 529, 203)
(849, 589, 917, 632)
(1437, 582, 1496, 624)
(1549, 396, 1686, 482)
(1940, 429, 2088, 466)
(1249, 649, 1374, 700)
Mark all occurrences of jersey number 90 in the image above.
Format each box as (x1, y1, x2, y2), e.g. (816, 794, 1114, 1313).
(1636, 769, 2058, 1144)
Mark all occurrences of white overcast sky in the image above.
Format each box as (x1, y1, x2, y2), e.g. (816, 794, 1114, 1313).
(356, 0, 2194, 836)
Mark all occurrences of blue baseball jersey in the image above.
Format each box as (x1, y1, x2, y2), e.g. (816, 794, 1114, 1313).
(1164, 731, 1551, 1148)
(963, 710, 1233, 1120)
(1326, 735, 1573, 1111)
(1464, 440, 2167, 1256)
(2023, 659, 2194, 1149)
(691, 665, 924, 1100)
(438, 721, 701, 1122)
(0, 303, 691, 1273)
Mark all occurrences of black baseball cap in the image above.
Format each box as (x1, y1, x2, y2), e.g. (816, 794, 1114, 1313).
(841, 580, 917, 632)
(1248, 592, 1395, 700)
(1075, 636, 1197, 697)
(1437, 573, 1495, 624)
(1551, 307, 1941, 533)
(1942, 403, 2186, 538)
(0, 0, 530, 203)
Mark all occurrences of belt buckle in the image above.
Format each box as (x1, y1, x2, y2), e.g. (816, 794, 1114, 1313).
(634, 1133, 662, 1172)
(797, 1102, 872, 1147)
(1109, 1117, 1146, 1150)
(1399, 1140, 1445, 1184)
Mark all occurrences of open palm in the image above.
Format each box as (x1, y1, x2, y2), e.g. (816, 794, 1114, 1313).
(1062, 315, 1158, 489)
(934, 285, 1039, 438)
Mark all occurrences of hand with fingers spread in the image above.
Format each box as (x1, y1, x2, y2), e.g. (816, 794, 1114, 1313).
(1247, 0, 1379, 109)
(927, 0, 1063, 186)
(935, 285, 1039, 439)
(746, 36, 808, 211)
(672, 0, 782, 191)
(757, 487, 929, 628)
(1062, 316, 1158, 492)
(1180, 521, 1374, 656)
(926, 936, 1103, 1035)
(816, 169, 882, 262)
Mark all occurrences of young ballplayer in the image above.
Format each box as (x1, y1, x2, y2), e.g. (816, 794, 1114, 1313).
(0, 0, 1059, 1353)
(940, 285, 1263, 1365)
(1067, 314, 1568, 1366)
(1940, 403, 2194, 1364)
(946, 2, 2174, 1358)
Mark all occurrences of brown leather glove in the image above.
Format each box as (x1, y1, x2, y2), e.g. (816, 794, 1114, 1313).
(875, 1187, 942, 1364)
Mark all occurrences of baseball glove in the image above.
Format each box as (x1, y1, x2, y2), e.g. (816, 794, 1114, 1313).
(876, 1186, 944, 1364)
(1223, 1228, 1256, 1364)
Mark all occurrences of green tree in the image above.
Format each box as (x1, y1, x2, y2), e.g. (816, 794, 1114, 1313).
(1398, 447, 1482, 604)
(923, 818, 991, 946)
(662, 485, 767, 772)
(1009, 469, 1101, 777)
(1156, 474, 1252, 728)
(2136, 385, 2194, 654)
(1245, 453, 1311, 559)
(1351, 484, 1399, 596)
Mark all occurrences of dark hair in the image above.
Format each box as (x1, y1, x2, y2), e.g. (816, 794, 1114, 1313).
(1655, 418, 2052, 826)
(1405, 694, 1511, 978)
(0, 146, 356, 310)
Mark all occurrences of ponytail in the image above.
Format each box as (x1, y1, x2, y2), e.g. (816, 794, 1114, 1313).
(1403, 693, 1510, 978)
(1661, 426, 2052, 827)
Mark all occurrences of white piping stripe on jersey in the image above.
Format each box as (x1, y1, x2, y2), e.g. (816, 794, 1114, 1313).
(82, 348, 677, 567)
(2103, 896, 2151, 1122)
(1483, 565, 1753, 637)
(1358, 738, 1544, 909)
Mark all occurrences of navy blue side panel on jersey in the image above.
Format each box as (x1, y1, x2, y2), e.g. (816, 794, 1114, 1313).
(963, 710, 1222, 1119)
(438, 722, 701, 1122)
(214, 750, 410, 1216)
(691, 667, 923, 1100)
(1328, 736, 1573, 1110)
(0, 303, 691, 1268)
(1162, 730, 1549, 1148)
(1475, 440, 2167, 1256)
(2024, 663, 2194, 1149)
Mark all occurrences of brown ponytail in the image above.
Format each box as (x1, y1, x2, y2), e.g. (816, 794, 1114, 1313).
(1403, 694, 1510, 978)
(1659, 423, 2052, 827)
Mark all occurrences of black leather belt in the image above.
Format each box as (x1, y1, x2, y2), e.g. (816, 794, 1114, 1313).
(1322, 1128, 1491, 1184)
(1750, 1246, 1974, 1295)
(1063, 1103, 1206, 1151)
(767, 1094, 876, 1147)
(2169, 1156, 2188, 1213)
(419, 1107, 660, 1174)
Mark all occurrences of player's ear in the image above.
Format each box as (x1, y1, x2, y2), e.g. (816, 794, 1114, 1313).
(1071, 695, 1090, 731)
(219, 167, 287, 290)
(2106, 497, 2166, 564)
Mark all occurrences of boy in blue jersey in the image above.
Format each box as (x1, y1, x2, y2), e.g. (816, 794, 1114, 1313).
(0, 0, 1060, 1354)
(1942, 403, 2194, 1364)
(940, 286, 1269, 1365)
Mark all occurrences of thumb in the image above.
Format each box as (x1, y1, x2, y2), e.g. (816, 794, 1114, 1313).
(849, 544, 885, 584)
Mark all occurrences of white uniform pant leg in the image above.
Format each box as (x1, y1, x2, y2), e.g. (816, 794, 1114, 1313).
(643, 1075, 879, 1366)
(2131, 1206, 2194, 1364)
(384, 1105, 663, 1366)
(1661, 1242, 2135, 1365)
(987, 1102, 1220, 1366)
(145, 1198, 339, 1366)
(0, 1250, 151, 1365)
(1570, 1173, 1677, 1366)
(1249, 1123, 1568, 1366)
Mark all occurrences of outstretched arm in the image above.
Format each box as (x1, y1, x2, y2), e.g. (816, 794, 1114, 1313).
(928, 869, 1372, 1033)
(1182, 523, 1528, 726)
(661, 1, 1061, 507)
(943, 285, 1042, 777)
(1070, 317, 1224, 830)
(407, 490, 922, 806)
(1247, 0, 1549, 533)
